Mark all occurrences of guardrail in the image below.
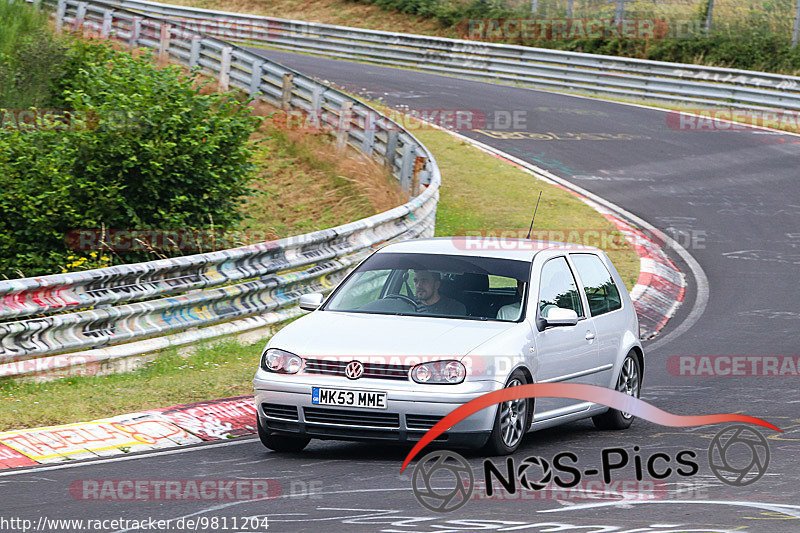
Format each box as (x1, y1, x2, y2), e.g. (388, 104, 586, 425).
(0, 0, 440, 379)
(102, 0, 800, 112)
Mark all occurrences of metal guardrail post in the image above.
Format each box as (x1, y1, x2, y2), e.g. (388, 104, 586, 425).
(280, 73, 294, 110)
(129, 16, 141, 47)
(310, 86, 323, 127)
(249, 60, 264, 96)
(615, 0, 624, 25)
(74, 1, 87, 31)
(189, 37, 200, 67)
(218, 46, 232, 92)
(101, 9, 113, 38)
(361, 123, 375, 155)
(336, 101, 352, 151)
(399, 143, 414, 191)
(157, 23, 170, 67)
(411, 156, 425, 198)
(705, 0, 715, 33)
(385, 130, 399, 169)
(793, 0, 800, 48)
(55, 0, 66, 33)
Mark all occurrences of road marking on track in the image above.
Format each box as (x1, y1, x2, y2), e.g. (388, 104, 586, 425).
(110, 490, 412, 532)
(475, 130, 651, 141)
(539, 499, 800, 519)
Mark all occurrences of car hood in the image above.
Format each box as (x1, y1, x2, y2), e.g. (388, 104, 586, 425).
(267, 310, 513, 359)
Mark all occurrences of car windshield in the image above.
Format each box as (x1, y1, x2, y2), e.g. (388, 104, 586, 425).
(324, 252, 531, 321)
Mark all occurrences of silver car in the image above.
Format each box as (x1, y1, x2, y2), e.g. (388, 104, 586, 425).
(253, 237, 643, 455)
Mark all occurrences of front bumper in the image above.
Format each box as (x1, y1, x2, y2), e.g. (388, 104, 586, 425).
(254, 370, 503, 447)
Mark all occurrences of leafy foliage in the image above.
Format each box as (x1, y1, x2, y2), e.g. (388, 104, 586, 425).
(0, 1, 50, 57)
(0, 40, 257, 278)
(0, 2, 68, 108)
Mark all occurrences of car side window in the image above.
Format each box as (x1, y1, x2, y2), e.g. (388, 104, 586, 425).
(538, 256, 584, 318)
(570, 253, 622, 316)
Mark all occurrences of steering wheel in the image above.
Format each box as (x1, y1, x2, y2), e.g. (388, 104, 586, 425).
(383, 294, 419, 310)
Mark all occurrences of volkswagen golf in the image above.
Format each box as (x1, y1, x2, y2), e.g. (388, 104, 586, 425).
(253, 237, 643, 455)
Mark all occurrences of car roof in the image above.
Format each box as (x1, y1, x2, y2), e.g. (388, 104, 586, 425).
(377, 237, 602, 261)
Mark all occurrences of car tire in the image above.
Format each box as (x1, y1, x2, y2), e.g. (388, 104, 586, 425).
(593, 351, 641, 430)
(257, 416, 310, 452)
(482, 369, 531, 456)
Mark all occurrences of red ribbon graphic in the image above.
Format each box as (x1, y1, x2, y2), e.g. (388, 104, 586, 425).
(401, 383, 781, 472)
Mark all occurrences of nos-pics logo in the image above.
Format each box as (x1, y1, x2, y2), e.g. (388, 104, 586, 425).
(411, 425, 770, 512)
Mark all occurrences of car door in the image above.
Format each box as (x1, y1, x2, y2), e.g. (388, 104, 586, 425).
(570, 252, 626, 388)
(530, 254, 600, 420)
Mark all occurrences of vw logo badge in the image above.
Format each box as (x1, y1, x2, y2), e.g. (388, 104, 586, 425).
(345, 360, 364, 380)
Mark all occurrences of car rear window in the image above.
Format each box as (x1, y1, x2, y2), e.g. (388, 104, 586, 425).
(570, 253, 622, 316)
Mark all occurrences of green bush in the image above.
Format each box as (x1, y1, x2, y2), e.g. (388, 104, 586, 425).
(0, 40, 258, 278)
(0, 1, 50, 57)
(0, 2, 69, 108)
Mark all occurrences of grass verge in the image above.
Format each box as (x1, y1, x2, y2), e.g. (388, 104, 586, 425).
(0, 340, 257, 431)
(236, 101, 405, 241)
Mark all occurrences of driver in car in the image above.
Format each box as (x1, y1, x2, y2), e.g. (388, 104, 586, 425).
(413, 270, 466, 316)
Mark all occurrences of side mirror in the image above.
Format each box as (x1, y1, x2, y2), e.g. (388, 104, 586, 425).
(298, 293, 324, 311)
(536, 306, 579, 330)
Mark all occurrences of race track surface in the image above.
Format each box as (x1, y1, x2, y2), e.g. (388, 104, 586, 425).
(2, 51, 798, 533)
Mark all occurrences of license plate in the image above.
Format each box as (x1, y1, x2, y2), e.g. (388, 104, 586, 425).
(311, 387, 387, 409)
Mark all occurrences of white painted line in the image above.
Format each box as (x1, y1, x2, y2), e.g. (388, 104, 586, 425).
(111, 490, 412, 532)
(538, 498, 800, 519)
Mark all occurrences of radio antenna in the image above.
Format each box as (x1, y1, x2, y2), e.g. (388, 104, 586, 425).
(525, 191, 543, 239)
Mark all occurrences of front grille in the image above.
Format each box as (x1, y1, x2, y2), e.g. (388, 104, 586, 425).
(303, 407, 400, 428)
(406, 414, 444, 430)
(262, 403, 299, 421)
(304, 359, 410, 380)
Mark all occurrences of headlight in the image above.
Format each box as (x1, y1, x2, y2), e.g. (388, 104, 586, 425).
(411, 360, 466, 384)
(261, 348, 303, 374)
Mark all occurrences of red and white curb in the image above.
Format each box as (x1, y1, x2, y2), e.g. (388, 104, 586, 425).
(0, 395, 257, 469)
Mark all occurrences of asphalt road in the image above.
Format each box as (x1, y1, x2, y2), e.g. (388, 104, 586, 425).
(2, 51, 799, 533)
